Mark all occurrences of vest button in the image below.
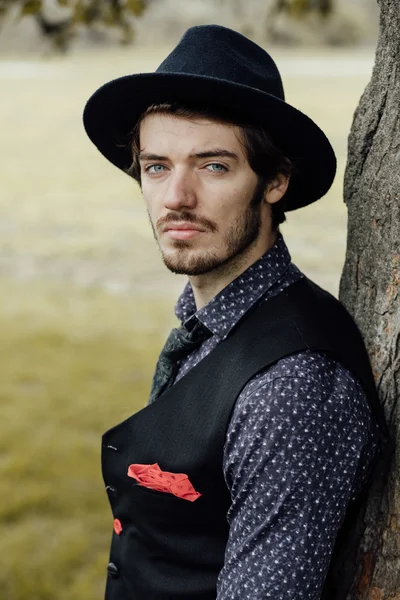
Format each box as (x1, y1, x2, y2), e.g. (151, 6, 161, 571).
(107, 562, 119, 579)
(106, 485, 118, 498)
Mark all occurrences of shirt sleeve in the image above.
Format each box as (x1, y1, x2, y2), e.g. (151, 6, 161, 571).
(216, 350, 380, 600)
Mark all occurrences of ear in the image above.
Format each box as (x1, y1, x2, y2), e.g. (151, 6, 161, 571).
(264, 174, 290, 205)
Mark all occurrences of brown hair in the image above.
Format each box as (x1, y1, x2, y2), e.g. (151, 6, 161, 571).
(127, 101, 293, 231)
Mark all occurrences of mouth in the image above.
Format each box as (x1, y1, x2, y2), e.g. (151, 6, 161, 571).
(165, 229, 204, 240)
(163, 222, 206, 241)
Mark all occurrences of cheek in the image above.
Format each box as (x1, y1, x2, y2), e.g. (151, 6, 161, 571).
(219, 186, 248, 218)
(210, 181, 243, 210)
(207, 192, 245, 233)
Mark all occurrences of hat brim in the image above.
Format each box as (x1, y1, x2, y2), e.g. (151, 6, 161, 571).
(83, 72, 336, 211)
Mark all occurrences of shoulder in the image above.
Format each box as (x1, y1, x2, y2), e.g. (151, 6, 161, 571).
(244, 348, 362, 395)
(223, 349, 376, 482)
(230, 349, 372, 428)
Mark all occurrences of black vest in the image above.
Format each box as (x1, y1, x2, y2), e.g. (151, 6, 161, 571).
(102, 277, 389, 600)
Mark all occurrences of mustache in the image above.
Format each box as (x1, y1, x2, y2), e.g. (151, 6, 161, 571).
(157, 211, 218, 233)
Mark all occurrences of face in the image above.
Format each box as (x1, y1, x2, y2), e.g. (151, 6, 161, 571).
(139, 114, 277, 277)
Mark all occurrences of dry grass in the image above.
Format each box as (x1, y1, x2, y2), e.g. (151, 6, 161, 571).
(0, 278, 174, 599)
(0, 46, 375, 598)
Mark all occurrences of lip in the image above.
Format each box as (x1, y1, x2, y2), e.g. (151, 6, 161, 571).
(163, 222, 205, 232)
(163, 222, 206, 240)
(165, 229, 204, 240)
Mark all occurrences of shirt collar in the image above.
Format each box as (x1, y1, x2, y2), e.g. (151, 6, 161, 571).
(174, 231, 293, 339)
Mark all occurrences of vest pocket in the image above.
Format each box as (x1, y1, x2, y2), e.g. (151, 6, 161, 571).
(130, 480, 199, 503)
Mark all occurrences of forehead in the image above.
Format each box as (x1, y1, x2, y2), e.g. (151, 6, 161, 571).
(139, 113, 245, 156)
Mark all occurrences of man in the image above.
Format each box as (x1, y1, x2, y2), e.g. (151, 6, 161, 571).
(83, 24, 389, 600)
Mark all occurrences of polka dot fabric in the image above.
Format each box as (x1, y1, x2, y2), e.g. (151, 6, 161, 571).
(162, 232, 380, 599)
(218, 354, 379, 599)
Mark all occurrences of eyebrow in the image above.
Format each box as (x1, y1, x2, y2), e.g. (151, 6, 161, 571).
(139, 149, 240, 162)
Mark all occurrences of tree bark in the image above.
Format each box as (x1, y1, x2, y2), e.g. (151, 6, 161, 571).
(337, 0, 400, 598)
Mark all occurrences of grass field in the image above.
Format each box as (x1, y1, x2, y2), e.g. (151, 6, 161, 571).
(0, 279, 172, 599)
(0, 45, 375, 598)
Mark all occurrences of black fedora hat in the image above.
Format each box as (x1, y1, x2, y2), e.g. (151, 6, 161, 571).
(83, 24, 336, 211)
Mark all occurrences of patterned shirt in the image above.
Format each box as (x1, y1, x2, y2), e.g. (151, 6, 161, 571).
(171, 232, 380, 599)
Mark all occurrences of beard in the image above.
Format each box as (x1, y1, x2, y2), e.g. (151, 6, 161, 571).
(149, 179, 266, 277)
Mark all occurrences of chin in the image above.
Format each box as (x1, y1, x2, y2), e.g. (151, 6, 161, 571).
(161, 246, 222, 276)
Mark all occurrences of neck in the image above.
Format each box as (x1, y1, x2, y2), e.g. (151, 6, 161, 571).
(189, 230, 278, 310)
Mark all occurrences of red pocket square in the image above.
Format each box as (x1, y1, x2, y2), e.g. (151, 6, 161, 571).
(127, 463, 202, 502)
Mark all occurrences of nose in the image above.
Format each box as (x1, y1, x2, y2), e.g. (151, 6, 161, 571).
(162, 168, 197, 212)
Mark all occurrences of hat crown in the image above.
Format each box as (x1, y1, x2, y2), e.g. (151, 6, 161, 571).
(156, 25, 285, 101)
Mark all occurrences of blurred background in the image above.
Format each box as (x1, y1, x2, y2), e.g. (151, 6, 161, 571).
(0, 1, 379, 598)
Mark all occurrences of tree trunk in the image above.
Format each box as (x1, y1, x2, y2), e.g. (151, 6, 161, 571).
(336, 0, 400, 598)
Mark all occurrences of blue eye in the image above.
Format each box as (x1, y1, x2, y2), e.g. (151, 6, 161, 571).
(206, 163, 227, 172)
(146, 164, 166, 174)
